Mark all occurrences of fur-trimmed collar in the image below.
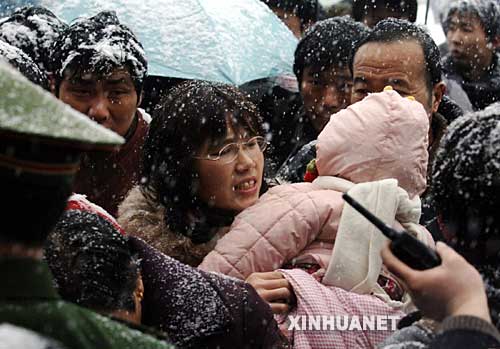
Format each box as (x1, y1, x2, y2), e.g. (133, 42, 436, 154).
(117, 186, 228, 267)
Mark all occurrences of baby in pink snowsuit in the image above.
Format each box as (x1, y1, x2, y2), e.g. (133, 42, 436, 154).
(199, 89, 434, 306)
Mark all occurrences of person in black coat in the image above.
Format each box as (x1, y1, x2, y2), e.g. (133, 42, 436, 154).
(264, 16, 368, 175)
(131, 237, 286, 348)
(441, 0, 500, 110)
(46, 204, 286, 349)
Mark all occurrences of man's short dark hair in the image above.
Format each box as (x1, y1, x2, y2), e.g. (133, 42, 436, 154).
(50, 11, 147, 95)
(442, 0, 500, 42)
(294, 16, 369, 84)
(352, 0, 418, 23)
(261, 0, 320, 30)
(351, 18, 442, 90)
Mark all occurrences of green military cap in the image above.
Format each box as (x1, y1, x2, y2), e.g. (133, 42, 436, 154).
(0, 60, 124, 181)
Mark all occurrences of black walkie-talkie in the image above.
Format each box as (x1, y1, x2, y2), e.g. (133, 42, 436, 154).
(342, 193, 441, 270)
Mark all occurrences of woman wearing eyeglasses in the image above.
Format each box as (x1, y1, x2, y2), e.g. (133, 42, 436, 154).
(117, 81, 268, 267)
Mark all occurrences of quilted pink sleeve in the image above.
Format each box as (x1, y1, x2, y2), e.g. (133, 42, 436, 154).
(198, 183, 343, 280)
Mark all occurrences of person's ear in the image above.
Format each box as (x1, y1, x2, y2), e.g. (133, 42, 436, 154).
(431, 81, 446, 114)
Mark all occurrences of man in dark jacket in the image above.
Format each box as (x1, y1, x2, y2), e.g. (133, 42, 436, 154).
(0, 61, 171, 349)
(441, 0, 500, 110)
(270, 16, 368, 180)
(50, 11, 149, 217)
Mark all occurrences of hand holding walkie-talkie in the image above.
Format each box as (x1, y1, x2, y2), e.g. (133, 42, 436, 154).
(342, 193, 441, 270)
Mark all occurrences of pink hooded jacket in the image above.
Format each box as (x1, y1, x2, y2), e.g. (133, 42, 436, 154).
(199, 90, 430, 280)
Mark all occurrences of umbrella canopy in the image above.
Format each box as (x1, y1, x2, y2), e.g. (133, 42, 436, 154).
(41, 0, 298, 85)
(0, 1, 41, 17)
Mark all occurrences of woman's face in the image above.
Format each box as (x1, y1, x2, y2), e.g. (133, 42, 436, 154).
(194, 125, 264, 213)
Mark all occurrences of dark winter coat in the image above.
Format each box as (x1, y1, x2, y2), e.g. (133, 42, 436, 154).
(378, 314, 500, 349)
(442, 53, 500, 111)
(0, 257, 172, 349)
(274, 140, 316, 185)
(429, 316, 500, 349)
(421, 112, 448, 241)
(129, 236, 286, 349)
(73, 110, 149, 217)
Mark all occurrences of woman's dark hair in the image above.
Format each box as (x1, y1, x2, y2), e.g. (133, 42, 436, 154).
(141, 80, 264, 244)
(45, 210, 140, 313)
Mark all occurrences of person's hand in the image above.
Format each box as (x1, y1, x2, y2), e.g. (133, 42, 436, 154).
(246, 271, 296, 314)
(381, 241, 490, 323)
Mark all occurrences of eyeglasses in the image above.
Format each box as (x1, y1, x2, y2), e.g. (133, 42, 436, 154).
(194, 136, 268, 164)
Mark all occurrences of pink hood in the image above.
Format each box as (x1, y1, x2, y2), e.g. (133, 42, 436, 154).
(316, 90, 429, 198)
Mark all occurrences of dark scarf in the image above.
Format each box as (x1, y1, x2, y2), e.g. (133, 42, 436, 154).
(164, 197, 236, 245)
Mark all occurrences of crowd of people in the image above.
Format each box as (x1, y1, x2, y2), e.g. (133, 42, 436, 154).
(0, 0, 500, 348)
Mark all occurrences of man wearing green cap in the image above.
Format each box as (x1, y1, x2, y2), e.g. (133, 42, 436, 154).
(0, 61, 172, 349)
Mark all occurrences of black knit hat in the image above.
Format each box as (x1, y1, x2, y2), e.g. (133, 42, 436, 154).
(50, 11, 148, 93)
(0, 6, 68, 75)
(0, 39, 48, 89)
(46, 209, 140, 312)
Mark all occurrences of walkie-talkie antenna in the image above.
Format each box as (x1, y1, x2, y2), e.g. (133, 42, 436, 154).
(342, 193, 441, 270)
(342, 193, 400, 240)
